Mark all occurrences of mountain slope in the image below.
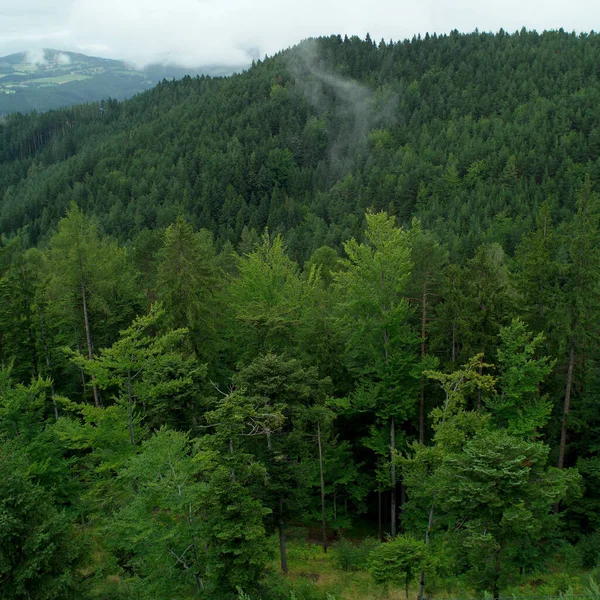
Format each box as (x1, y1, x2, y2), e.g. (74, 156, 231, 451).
(0, 49, 240, 115)
(0, 31, 599, 260)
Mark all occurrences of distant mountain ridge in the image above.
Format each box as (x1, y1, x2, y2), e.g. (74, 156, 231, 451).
(0, 49, 242, 115)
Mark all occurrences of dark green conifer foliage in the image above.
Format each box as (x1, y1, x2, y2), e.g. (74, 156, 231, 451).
(233, 353, 330, 571)
(556, 178, 600, 470)
(70, 304, 203, 433)
(45, 204, 141, 404)
(0, 450, 87, 600)
(0, 238, 41, 382)
(1, 30, 600, 598)
(334, 212, 418, 538)
(156, 216, 219, 367)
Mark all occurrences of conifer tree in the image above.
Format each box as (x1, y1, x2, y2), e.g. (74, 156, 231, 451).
(334, 211, 418, 538)
(45, 204, 140, 406)
(406, 219, 448, 443)
(556, 178, 600, 470)
(156, 216, 219, 367)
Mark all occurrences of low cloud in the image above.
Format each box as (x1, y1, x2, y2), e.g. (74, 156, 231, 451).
(25, 48, 47, 65)
(289, 40, 398, 167)
(56, 52, 71, 65)
(1, 0, 599, 67)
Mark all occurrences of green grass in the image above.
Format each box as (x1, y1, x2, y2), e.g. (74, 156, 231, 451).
(275, 537, 419, 600)
(114, 70, 146, 77)
(13, 63, 38, 72)
(32, 74, 92, 84)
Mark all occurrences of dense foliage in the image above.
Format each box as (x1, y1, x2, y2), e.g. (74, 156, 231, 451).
(1, 29, 600, 599)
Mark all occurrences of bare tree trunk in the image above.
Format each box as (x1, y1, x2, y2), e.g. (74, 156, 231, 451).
(279, 497, 288, 574)
(127, 377, 135, 445)
(317, 422, 327, 552)
(476, 356, 483, 410)
(390, 415, 396, 538)
(419, 284, 428, 443)
(76, 339, 87, 391)
(333, 492, 337, 522)
(80, 275, 100, 407)
(399, 479, 406, 533)
(558, 337, 576, 470)
(39, 310, 59, 420)
(581, 342, 586, 394)
(492, 546, 501, 600)
(229, 439, 236, 482)
(26, 324, 39, 379)
(186, 500, 204, 594)
(418, 504, 435, 600)
(378, 488, 382, 541)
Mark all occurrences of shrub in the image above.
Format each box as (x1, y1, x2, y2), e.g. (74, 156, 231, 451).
(368, 535, 428, 597)
(241, 572, 339, 599)
(578, 532, 600, 569)
(331, 537, 380, 572)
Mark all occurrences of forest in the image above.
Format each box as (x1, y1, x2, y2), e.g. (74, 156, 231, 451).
(1, 29, 600, 600)
(0, 49, 236, 117)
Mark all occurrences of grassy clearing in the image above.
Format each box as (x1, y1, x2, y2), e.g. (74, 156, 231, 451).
(33, 73, 92, 84)
(114, 69, 147, 77)
(13, 63, 38, 72)
(276, 538, 421, 600)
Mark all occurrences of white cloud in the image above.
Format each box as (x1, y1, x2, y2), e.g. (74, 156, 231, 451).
(0, 0, 599, 67)
(56, 52, 71, 65)
(25, 48, 47, 65)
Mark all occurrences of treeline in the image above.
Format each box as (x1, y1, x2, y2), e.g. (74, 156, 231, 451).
(1, 29, 600, 600)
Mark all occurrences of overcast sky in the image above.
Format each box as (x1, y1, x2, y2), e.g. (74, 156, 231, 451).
(1, 0, 598, 68)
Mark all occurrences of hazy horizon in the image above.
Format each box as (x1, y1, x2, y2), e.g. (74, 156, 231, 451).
(2, 0, 599, 69)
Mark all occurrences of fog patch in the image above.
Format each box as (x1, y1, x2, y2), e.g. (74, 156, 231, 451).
(25, 48, 47, 65)
(288, 39, 397, 169)
(56, 52, 71, 65)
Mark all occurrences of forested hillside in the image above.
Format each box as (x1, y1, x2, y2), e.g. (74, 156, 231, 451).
(0, 49, 237, 116)
(1, 30, 600, 600)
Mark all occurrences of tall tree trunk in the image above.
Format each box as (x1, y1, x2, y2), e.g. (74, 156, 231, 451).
(186, 498, 204, 593)
(581, 342, 586, 394)
(492, 546, 501, 600)
(476, 356, 483, 410)
(333, 492, 337, 522)
(418, 504, 435, 600)
(127, 377, 135, 445)
(378, 488, 382, 541)
(399, 479, 406, 533)
(76, 339, 87, 392)
(80, 275, 101, 407)
(26, 323, 39, 379)
(451, 324, 456, 363)
(419, 284, 428, 443)
(390, 415, 396, 538)
(39, 310, 59, 420)
(317, 422, 327, 552)
(279, 497, 288, 574)
(558, 337, 576, 469)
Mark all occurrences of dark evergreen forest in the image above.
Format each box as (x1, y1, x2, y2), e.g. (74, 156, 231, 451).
(1, 29, 600, 600)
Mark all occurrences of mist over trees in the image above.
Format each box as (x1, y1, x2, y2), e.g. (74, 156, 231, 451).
(1, 29, 600, 600)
